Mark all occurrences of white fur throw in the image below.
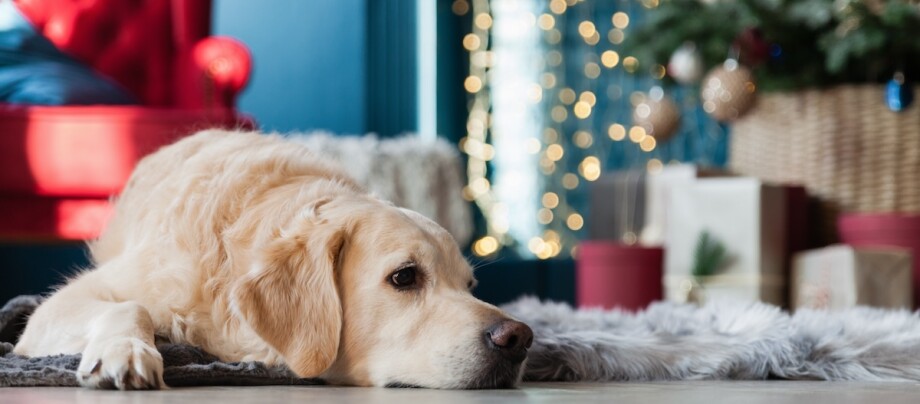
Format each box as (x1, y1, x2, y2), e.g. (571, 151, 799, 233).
(5, 295, 920, 386)
(287, 132, 472, 246)
(504, 297, 920, 382)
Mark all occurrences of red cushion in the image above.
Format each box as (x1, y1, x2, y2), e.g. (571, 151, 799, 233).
(0, 105, 248, 197)
(0, 196, 112, 240)
(11, 0, 249, 109)
(16, 0, 175, 105)
(0, 105, 253, 241)
(0, 0, 254, 240)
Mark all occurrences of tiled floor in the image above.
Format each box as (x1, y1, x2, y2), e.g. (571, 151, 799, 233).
(4, 381, 920, 404)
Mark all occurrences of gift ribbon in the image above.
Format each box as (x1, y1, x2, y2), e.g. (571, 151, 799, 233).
(664, 273, 786, 293)
(664, 274, 786, 305)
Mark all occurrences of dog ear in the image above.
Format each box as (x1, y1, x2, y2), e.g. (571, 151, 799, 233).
(233, 204, 344, 377)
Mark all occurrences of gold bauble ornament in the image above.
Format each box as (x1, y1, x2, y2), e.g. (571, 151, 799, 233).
(700, 60, 757, 122)
(633, 87, 680, 141)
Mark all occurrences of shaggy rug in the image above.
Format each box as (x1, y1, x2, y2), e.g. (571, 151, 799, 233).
(3, 294, 920, 387)
(503, 297, 920, 382)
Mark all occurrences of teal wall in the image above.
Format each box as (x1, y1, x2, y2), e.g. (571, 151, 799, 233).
(213, 0, 369, 134)
(212, 0, 425, 137)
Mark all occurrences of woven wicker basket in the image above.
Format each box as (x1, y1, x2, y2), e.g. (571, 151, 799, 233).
(730, 85, 920, 239)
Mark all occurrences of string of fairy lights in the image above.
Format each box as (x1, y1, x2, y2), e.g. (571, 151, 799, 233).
(455, 0, 675, 259)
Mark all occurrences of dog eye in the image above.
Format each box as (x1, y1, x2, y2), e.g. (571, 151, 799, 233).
(389, 264, 417, 289)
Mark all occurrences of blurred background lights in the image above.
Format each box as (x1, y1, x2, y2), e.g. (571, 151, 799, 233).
(562, 173, 579, 189)
(546, 143, 565, 160)
(463, 34, 480, 51)
(538, 13, 555, 30)
(574, 130, 594, 148)
(608, 123, 626, 140)
(473, 236, 499, 256)
(601, 50, 620, 68)
(567, 213, 584, 230)
(612, 12, 629, 29)
(559, 88, 576, 104)
(628, 125, 647, 142)
(452, 0, 469, 15)
(464, 76, 483, 93)
(623, 56, 639, 73)
(578, 21, 596, 38)
(549, 0, 566, 14)
(579, 156, 601, 181)
(542, 192, 560, 208)
(474, 13, 493, 29)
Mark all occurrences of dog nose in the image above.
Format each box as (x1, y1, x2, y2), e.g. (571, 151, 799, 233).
(485, 320, 534, 355)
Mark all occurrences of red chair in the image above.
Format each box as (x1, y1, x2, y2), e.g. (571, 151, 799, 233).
(0, 0, 252, 240)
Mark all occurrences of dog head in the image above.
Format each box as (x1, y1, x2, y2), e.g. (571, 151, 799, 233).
(233, 195, 532, 388)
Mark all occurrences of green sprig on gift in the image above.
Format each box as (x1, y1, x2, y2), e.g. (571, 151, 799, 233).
(622, 0, 920, 91)
(691, 231, 729, 278)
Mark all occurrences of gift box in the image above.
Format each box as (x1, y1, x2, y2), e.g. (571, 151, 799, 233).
(664, 177, 791, 305)
(640, 164, 697, 246)
(838, 214, 920, 308)
(588, 170, 647, 242)
(576, 242, 663, 311)
(792, 245, 913, 310)
(640, 164, 732, 246)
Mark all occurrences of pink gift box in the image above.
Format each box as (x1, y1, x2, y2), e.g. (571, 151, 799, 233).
(576, 242, 663, 311)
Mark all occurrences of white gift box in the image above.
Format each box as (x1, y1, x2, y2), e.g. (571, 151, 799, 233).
(664, 177, 787, 305)
(640, 164, 698, 246)
(792, 245, 912, 310)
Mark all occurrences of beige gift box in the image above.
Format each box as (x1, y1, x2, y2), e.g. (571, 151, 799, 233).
(664, 178, 787, 306)
(792, 245, 913, 310)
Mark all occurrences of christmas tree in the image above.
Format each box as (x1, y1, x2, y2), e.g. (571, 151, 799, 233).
(623, 0, 920, 91)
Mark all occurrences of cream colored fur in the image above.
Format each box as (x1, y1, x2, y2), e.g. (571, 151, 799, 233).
(14, 130, 520, 389)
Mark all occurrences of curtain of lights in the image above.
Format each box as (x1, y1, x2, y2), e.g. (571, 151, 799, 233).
(457, 0, 730, 260)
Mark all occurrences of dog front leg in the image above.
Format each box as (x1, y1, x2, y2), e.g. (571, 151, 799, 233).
(14, 271, 165, 390)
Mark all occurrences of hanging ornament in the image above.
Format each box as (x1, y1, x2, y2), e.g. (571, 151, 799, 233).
(886, 71, 913, 112)
(733, 28, 770, 67)
(863, 0, 886, 15)
(633, 86, 680, 141)
(701, 59, 757, 122)
(668, 42, 704, 85)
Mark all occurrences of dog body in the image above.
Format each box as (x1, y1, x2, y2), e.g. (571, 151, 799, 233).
(14, 130, 532, 389)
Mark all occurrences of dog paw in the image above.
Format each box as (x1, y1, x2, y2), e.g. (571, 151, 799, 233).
(77, 337, 165, 390)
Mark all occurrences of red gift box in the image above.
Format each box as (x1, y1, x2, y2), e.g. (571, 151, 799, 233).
(576, 242, 663, 311)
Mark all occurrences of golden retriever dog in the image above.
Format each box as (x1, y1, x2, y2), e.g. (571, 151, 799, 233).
(14, 130, 533, 390)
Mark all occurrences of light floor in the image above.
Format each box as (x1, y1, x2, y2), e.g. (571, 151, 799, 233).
(3, 381, 920, 404)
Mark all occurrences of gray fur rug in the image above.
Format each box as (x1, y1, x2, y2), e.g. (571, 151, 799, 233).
(3, 295, 920, 387)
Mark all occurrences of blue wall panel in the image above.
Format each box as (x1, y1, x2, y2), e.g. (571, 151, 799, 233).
(213, 0, 368, 134)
